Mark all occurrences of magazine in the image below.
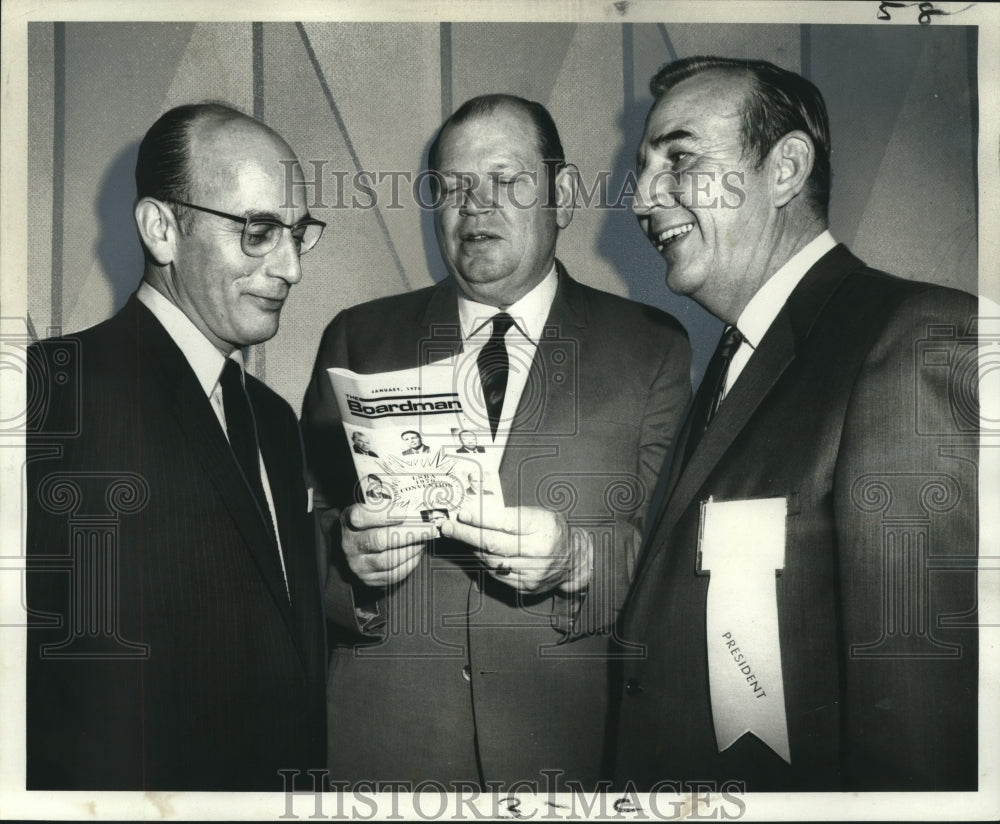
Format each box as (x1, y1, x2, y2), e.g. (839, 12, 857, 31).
(328, 354, 505, 525)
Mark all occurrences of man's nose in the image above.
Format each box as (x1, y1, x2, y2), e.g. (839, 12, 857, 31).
(459, 179, 498, 215)
(631, 170, 675, 217)
(268, 229, 303, 284)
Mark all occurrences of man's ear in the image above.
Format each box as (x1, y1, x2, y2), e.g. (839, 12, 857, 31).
(134, 197, 180, 265)
(553, 163, 578, 230)
(770, 131, 814, 208)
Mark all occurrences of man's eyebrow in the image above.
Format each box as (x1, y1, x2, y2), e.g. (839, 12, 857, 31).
(648, 129, 695, 149)
(246, 209, 316, 224)
(440, 160, 521, 175)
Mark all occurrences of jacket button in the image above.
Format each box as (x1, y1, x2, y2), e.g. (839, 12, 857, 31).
(462, 665, 472, 682)
(624, 678, 643, 696)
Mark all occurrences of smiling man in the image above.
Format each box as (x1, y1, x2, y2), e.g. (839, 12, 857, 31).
(26, 103, 328, 790)
(301, 94, 691, 790)
(611, 57, 978, 791)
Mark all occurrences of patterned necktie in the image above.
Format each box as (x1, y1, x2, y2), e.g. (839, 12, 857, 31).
(477, 312, 515, 440)
(681, 325, 745, 470)
(219, 359, 278, 546)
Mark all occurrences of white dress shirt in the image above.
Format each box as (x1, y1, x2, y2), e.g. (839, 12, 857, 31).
(137, 282, 289, 594)
(458, 263, 558, 452)
(723, 231, 837, 397)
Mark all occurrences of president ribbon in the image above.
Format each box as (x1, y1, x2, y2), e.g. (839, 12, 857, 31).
(698, 496, 790, 763)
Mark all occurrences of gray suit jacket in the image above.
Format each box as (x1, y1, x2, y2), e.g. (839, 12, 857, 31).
(301, 263, 690, 788)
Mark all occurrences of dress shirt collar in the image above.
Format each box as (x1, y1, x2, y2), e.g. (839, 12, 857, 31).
(735, 230, 837, 350)
(137, 281, 246, 397)
(458, 263, 558, 344)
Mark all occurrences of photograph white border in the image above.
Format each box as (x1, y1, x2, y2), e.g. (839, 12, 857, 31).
(2, 1, 997, 820)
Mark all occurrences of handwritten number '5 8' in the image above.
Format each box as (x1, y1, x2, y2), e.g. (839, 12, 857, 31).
(877, 2, 969, 25)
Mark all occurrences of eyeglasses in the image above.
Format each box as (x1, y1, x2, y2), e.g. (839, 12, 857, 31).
(169, 200, 326, 257)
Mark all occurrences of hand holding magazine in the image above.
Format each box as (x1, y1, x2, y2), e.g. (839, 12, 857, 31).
(328, 356, 588, 594)
(327, 354, 505, 531)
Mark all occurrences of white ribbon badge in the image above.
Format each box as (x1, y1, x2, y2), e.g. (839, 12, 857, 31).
(698, 496, 790, 763)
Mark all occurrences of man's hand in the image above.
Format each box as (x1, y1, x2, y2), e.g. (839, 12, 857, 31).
(440, 503, 593, 595)
(340, 504, 438, 587)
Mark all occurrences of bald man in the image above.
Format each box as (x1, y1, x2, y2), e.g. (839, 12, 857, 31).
(26, 103, 328, 790)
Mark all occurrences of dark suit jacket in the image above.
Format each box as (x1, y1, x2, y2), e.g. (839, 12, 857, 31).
(301, 264, 691, 788)
(26, 295, 327, 791)
(612, 246, 979, 791)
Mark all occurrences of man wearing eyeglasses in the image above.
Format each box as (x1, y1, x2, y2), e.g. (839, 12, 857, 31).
(26, 103, 328, 790)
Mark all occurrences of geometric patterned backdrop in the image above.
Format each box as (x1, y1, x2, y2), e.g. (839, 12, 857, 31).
(28, 22, 979, 411)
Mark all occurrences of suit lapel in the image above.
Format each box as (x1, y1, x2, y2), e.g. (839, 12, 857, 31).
(636, 246, 861, 578)
(252, 388, 322, 672)
(499, 262, 586, 491)
(660, 314, 797, 531)
(132, 299, 295, 619)
(419, 279, 464, 363)
(252, 392, 298, 588)
(638, 393, 697, 534)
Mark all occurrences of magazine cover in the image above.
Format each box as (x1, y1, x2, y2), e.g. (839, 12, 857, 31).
(328, 355, 505, 524)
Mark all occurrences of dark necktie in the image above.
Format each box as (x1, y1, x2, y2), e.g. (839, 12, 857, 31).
(477, 313, 515, 440)
(219, 359, 278, 546)
(681, 325, 744, 469)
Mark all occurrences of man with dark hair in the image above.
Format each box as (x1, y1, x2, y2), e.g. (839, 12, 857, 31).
(647, 56, 832, 217)
(611, 57, 978, 791)
(400, 429, 430, 455)
(26, 102, 328, 790)
(456, 429, 485, 453)
(302, 94, 691, 789)
(364, 474, 392, 501)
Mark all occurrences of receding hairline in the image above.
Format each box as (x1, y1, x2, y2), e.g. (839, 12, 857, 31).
(653, 65, 757, 110)
(438, 99, 542, 147)
(183, 110, 301, 199)
(645, 67, 763, 159)
(432, 99, 547, 168)
(188, 108, 293, 155)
